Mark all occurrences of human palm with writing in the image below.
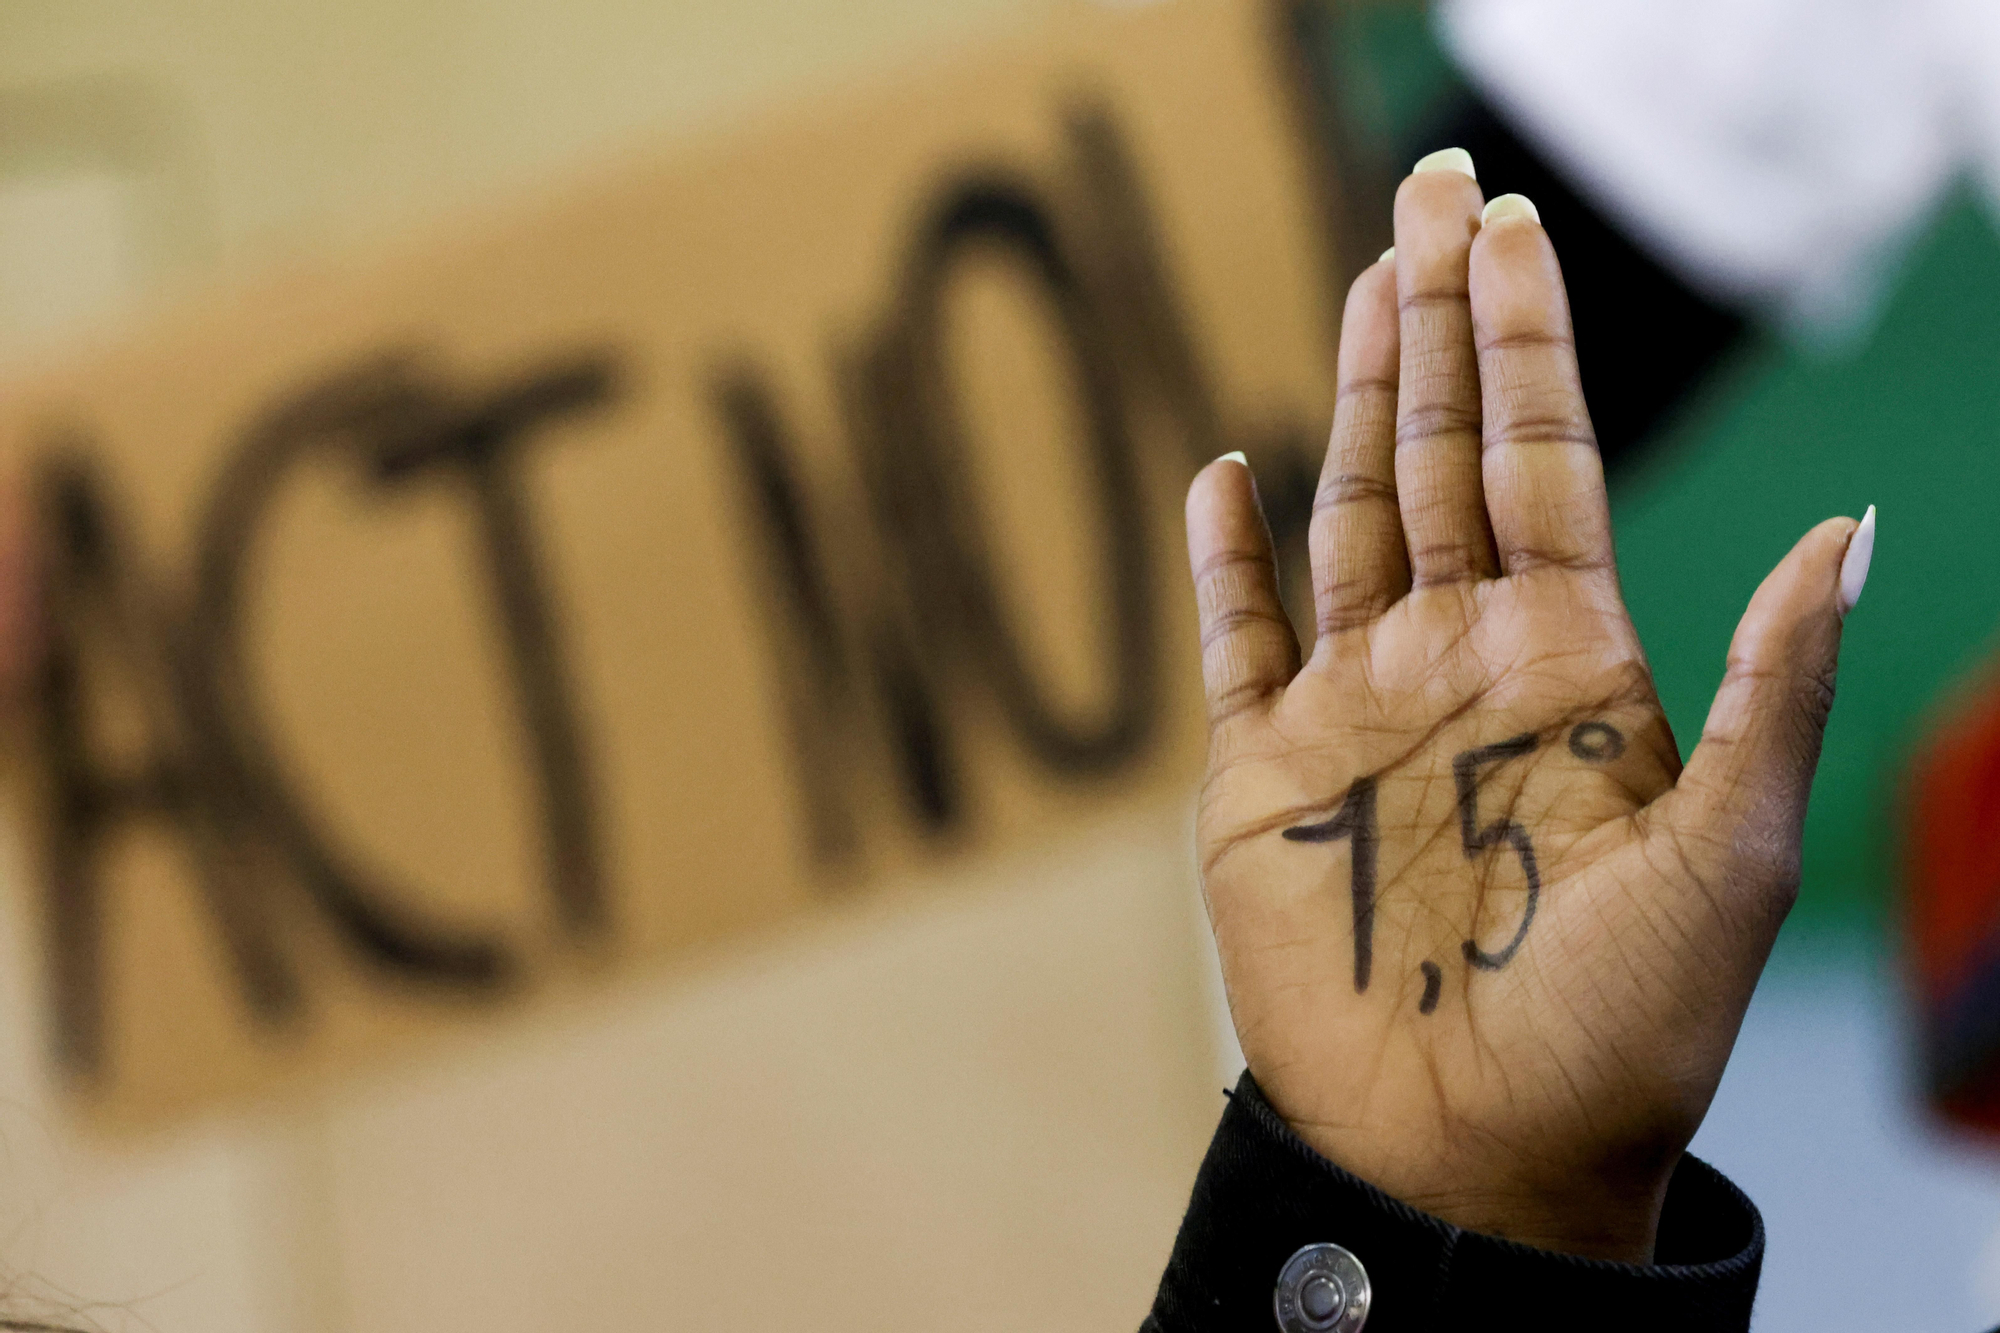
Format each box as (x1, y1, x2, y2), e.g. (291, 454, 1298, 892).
(1181, 148, 1873, 1276)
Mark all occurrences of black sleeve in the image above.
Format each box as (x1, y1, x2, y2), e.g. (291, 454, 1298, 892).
(1143, 1073, 1763, 1333)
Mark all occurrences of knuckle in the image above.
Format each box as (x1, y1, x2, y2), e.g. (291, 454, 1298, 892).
(1198, 604, 1291, 650)
(1398, 286, 1469, 315)
(1406, 541, 1488, 582)
(1395, 403, 1483, 447)
(1192, 547, 1275, 592)
(1315, 586, 1395, 636)
(1796, 660, 1839, 722)
(1501, 544, 1613, 576)
(1736, 831, 1803, 913)
(1482, 415, 1596, 453)
(1202, 676, 1279, 726)
(1477, 328, 1576, 354)
(1334, 376, 1398, 409)
(1313, 471, 1398, 514)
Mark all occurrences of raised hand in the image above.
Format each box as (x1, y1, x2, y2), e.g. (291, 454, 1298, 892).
(1186, 152, 1873, 1263)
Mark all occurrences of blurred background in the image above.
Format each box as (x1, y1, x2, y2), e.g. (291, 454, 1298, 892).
(2, 1, 2000, 1330)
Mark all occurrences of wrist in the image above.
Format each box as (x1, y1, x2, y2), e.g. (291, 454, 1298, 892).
(1281, 1118, 1677, 1264)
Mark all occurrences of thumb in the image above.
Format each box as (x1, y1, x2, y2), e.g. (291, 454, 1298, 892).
(1663, 509, 1874, 909)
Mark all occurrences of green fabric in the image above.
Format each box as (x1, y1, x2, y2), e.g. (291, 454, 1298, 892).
(1326, 5, 1466, 151)
(1617, 198, 2000, 934)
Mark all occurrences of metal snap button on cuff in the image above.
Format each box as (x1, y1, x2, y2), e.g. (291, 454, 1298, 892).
(1273, 1242, 1370, 1332)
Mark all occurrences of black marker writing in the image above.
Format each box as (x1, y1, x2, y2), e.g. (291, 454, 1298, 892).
(1568, 721, 1625, 763)
(1453, 733, 1541, 971)
(1283, 776, 1378, 993)
(1418, 961, 1442, 1015)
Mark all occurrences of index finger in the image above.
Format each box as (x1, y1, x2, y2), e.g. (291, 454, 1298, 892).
(1468, 196, 1614, 577)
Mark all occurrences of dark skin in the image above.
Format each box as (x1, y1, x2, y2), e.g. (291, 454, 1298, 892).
(1186, 160, 1864, 1262)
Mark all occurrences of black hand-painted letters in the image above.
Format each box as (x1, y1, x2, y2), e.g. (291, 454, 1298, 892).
(719, 105, 1324, 873)
(39, 99, 1347, 1086)
(36, 354, 617, 1079)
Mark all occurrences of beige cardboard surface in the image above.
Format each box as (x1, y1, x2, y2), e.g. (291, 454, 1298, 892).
(2, 0, 1340, 1130)
(319, 806, 1215, 1333)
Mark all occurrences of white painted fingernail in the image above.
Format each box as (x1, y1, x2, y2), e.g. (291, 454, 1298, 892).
(1413, 147, 1476, 180)
(1217, 451, 1248, 468)
(1378, 247, 1395, 264)
(1481, 193, 1540, 226)
(1838, 505, 1875, 616)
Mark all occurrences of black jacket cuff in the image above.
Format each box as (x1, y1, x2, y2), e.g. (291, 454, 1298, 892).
(1145, 1072, 1763, 1332)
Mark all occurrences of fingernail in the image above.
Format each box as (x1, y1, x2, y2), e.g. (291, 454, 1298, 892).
(1378, 247, 1395, 264)
(1413, 147, 1476, 181)
(1838, 504, 1876, 616)
(1217, 451, 1248, 468)
(1481, 193, 1540, 226)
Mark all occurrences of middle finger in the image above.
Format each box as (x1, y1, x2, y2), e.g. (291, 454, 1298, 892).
(1392, 149, 1498, 587)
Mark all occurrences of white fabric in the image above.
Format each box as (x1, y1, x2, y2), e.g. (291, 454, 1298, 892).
(1436, 0, 1979, 335)
(1938, 0, 2000, 212)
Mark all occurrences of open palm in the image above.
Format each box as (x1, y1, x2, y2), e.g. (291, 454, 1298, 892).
(1188, 159, 1870, 1261)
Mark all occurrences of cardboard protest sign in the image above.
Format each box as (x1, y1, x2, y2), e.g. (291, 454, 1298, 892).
(2, 0, 1346, 1130)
